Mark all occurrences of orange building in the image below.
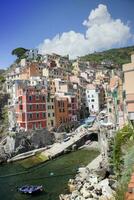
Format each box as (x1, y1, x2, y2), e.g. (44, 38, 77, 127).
(54, 94, 78, 128)
(54, 96, 69, 128)
(20, 62, 42, 80)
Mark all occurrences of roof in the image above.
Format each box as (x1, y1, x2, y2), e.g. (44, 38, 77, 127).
(69, 76, 80, 84)
(86, 84, 96, 90)
(109, 76, 119, 90)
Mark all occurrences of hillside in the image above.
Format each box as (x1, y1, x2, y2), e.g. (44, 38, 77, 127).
(81, 45, 134, 66)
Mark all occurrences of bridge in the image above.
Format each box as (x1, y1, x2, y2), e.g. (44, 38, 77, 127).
(8, 124, 99, 163)
(42, 124, 99, 159)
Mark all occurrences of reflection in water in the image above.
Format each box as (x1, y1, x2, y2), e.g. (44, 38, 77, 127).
(0, 149, 99, 200)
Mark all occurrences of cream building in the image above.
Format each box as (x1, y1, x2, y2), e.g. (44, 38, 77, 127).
(123, 53, 134, 123)
(46, 94, 55, 130)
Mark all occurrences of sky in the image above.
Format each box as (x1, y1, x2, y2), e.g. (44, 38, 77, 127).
(0, 0, 134, 68)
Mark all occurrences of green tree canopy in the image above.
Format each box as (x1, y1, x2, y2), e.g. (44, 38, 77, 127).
(12, 47, 29, 59)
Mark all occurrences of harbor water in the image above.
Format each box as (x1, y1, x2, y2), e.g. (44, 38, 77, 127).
(0, 149, 99, 200)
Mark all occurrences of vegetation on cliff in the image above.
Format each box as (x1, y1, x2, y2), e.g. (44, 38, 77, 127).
(0, 73, 9, 135)
(81, 45, 134, 66)
(109, 124, 134, 199)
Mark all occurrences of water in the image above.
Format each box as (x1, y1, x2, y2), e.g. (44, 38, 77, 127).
(0, 149, 99, 200)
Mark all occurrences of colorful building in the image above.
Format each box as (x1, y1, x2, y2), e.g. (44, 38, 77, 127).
(86, 84, 105, 113)
(46, 93, 55, 130)
(54, 96, 69, 128)
(8, 80, 47, 131)
(20, 62, 42, 80)
(123, 53, 134, 123)
(43, 67, 65, 80)
(54, 94, 78, 128)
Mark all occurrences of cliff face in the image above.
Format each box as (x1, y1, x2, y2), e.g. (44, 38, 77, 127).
(81, 45, 134, 67)
(0, 73, 9, 137)
(0, 94, 9, 120)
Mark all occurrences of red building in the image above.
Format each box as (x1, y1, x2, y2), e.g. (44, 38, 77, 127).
(15, 83, 47, 131)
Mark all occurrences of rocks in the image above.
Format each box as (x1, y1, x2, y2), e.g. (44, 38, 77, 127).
(59, 166, 116, 200)
(14, 129, 55, 154)
(0, 146, 8, 163)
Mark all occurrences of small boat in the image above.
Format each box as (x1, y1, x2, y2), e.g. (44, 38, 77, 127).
(18, 185, 43, 194)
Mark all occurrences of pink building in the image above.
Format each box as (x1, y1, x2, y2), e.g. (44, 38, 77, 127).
(9, 80, 47, 131)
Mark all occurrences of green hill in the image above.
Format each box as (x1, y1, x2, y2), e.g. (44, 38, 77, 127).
(81, 45, 134, 67)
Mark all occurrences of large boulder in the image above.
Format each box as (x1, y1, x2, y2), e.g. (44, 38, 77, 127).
(14, 129, 55, 154)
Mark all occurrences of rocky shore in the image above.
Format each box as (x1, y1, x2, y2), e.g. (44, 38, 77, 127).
(59, 155, 117, 200)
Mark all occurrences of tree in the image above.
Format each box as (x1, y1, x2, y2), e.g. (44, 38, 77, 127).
(11, 47, 29, 59)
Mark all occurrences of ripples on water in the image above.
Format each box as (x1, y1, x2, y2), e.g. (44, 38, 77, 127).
(0, 149, 99, 200)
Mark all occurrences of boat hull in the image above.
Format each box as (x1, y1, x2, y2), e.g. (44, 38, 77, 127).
(18, 185, 43, 194)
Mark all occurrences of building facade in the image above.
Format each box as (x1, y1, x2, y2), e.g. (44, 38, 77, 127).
(8, 80, 47, 131)
(123, 53, 134, 123)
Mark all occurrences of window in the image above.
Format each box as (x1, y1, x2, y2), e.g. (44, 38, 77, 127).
(33, 123, 36, 130)
(88, 95, 90, 98)
(48, 105, 51, 109)
(47, 97, 50, 102)
(19, 105, 23, 110)
(42, 104, 45, 110)
(71, 98, 75, 103)
(36, 95, 39, 100)
(51, 98, 54, 102)
(92, 105, 94, 109)
(53, 113, 54, 117)
(43, 112, 46, 118)
(29, 105, 32, 110)
(91, 99, 94, 102)
(92, 95, 94, 98)
(36, 104, 39, 110)
(51, 120, 54, 126)
(36, 113, 39, 119)
(51, 105, 54, 109)
(42, 96, 45, 101)
(29, 96, 32, 101)
(109, 108, 112, 113)
(29, 113, 32, 119)
(38, 122, 41, 129)
(48, 113, 50, 117)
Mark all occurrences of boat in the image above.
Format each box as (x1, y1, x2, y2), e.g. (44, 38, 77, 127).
(18, 185, 43, 194)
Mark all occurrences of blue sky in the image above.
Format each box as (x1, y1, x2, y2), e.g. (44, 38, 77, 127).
(0, 0, 134, 68)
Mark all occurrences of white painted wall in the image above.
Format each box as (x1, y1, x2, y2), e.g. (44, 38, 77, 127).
(86, 89, 99, 112)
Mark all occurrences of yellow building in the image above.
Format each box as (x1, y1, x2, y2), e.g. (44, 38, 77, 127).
(46, 94, 55, 130)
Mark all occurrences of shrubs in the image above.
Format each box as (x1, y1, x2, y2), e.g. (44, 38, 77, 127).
(112, 124, 134, 177)
(109, 124, 134, 199)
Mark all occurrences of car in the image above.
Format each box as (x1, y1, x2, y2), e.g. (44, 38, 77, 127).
(85, 140, 92, 145)
(63, 137, 70, 142)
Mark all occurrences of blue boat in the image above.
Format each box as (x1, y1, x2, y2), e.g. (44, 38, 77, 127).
(18, 185, 43, 194)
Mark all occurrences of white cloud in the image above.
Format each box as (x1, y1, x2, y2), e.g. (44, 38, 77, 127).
(38, 4, 132, 59)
